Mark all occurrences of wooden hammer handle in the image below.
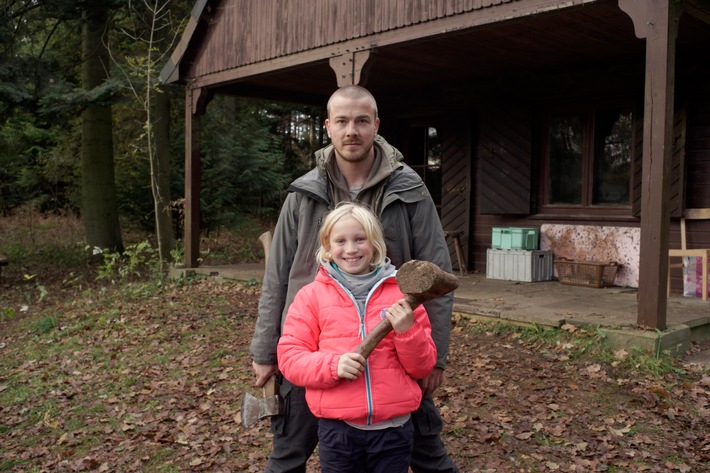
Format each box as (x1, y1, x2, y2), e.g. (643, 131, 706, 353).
(355, 295, 417, 359)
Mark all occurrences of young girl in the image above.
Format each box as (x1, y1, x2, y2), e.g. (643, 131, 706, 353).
(277, 202, 437, 473)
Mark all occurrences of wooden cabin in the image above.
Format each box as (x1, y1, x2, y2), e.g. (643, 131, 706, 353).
(161, 0, 710, 330)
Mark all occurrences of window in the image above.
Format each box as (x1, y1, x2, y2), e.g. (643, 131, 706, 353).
(542, 105, 633, 215)
(407, 126, 442, 214)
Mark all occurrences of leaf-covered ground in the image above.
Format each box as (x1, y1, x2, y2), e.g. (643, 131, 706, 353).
(1, 275, 709, 472)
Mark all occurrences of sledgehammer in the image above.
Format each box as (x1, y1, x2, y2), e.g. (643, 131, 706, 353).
(355, 260, 459, 359)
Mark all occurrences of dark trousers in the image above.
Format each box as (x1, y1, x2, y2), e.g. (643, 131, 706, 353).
(318, 418, 413, 473)
(264, 379, 459, 473)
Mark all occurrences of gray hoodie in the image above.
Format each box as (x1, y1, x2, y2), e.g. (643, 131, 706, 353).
(250, 135, 453, 370)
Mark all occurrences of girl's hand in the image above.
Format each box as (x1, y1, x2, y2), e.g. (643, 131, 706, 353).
(386, 298, 414, 333)
(337, 353, 366, 380)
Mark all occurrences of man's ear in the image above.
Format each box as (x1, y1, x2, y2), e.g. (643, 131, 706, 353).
(324, 119, 331, 138)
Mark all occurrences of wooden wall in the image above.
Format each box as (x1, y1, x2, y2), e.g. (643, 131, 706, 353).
(440, 114, 472, 272)
(457, 67, 710, 283)
(187, 0, 518, 78)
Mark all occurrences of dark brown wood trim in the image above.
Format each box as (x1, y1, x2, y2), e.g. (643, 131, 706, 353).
(184, 87, 204, 268)
(620, 0, 680, 329)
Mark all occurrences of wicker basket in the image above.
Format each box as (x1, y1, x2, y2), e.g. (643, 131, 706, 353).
(554, 259, 619, 288)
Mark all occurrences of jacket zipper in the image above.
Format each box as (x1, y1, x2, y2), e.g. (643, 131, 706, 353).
(330, 274, 392, 425)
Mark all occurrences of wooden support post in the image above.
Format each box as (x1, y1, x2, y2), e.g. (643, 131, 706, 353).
(184, 87, 210, 268)
(619, 0, 680, 330)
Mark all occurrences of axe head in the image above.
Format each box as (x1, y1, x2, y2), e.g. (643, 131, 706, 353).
(241, 375, 283, 428)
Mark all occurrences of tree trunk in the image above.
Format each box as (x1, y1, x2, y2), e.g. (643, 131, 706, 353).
(153, 88, 175, 266)
(81, 6, 123, 254)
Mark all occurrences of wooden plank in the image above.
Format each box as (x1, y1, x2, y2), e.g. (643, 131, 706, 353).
(441, 113, 472, 270)
(186, 0, 592, 89)
(478, 106, 532, 215)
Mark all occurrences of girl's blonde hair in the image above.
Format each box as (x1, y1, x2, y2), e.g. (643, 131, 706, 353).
(316, 202, 387, 270)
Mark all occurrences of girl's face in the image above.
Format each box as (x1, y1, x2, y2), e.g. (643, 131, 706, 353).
(328, 216, 374, 275)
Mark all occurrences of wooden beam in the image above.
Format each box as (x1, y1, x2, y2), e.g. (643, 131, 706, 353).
(159, 0, 210, 84)
(684, 0, 710, 25)
(329, 50, 372, 86)
(619, 0, 680, 330)
(184, 87, 209, 268)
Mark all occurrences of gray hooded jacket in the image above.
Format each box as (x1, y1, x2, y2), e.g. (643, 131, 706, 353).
(249, 135, 453, 370)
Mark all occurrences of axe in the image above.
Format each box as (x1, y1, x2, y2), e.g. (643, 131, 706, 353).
(356, 260, 459, 359)
(241, 374, 283, 428)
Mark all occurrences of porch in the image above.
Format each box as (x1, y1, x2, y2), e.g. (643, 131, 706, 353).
(170, 264, 710, 357)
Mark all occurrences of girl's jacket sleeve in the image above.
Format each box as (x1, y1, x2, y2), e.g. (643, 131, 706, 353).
(277, 286, 341, 389)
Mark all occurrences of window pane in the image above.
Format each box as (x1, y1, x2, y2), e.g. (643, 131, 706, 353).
(548, 114, 583, 205)
(427, 165, 442, 208)
(593, 108, 632, 205)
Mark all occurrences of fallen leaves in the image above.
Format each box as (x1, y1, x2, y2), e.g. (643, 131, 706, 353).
(1, 278, 708, 472)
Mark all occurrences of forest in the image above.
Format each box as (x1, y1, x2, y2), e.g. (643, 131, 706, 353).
(1, 0, 322, 264)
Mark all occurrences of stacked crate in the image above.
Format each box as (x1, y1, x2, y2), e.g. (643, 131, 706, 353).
(486, 227, 553, 282)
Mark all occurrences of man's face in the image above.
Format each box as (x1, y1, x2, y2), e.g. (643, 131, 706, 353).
(325, 96, 380, 164)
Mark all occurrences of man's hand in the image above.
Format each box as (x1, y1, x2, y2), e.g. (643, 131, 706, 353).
(252, 361, 278, 387)
(418, 367, 444, 397)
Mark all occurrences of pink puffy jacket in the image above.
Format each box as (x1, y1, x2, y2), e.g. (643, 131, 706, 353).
(277, 266, 436, 425)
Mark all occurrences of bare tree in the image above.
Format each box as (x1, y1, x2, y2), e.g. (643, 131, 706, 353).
(110, 0, 185, 268)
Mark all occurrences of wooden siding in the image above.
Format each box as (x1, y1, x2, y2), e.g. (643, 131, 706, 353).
(634, 108, 685, 218)
(668, 72, 710, 292)
(478, 106, 532, 215)
(440, 115, 472, 271)
(670, 109, 686, 218)
(685, 83, 710, 209)
(186, 0, 520, 79)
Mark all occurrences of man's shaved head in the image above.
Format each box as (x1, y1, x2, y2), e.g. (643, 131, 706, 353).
(327, 85, 378, 120)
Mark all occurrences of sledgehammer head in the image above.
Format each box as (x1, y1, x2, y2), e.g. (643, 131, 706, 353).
(396, 260, 459, 309)
(355, 260, 458, 359)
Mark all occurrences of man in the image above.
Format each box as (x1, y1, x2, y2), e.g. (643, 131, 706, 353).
(250, 85, 459, 473)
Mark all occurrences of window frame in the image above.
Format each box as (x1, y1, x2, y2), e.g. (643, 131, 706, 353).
(537, 100, 636, 219)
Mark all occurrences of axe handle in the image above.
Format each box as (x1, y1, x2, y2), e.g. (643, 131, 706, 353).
(355, 295, 417, 359)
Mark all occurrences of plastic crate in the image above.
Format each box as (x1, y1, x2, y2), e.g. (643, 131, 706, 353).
(491, 227, 539, 250)
(554, 259, 619, 288)
(486, 249, 553, 282)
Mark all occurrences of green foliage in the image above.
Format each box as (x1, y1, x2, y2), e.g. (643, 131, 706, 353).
(34, 316, 57, 334)
(617, 346, 688, 377)
(0, 1, 84, 215)
(95, 240, 160, 282)
(199, 96, 293, 230)
(1, 0, 319, 247)
(1, 306, 16, 321)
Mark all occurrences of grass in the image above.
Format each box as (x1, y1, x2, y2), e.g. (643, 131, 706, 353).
(466, 319, 691, 379)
